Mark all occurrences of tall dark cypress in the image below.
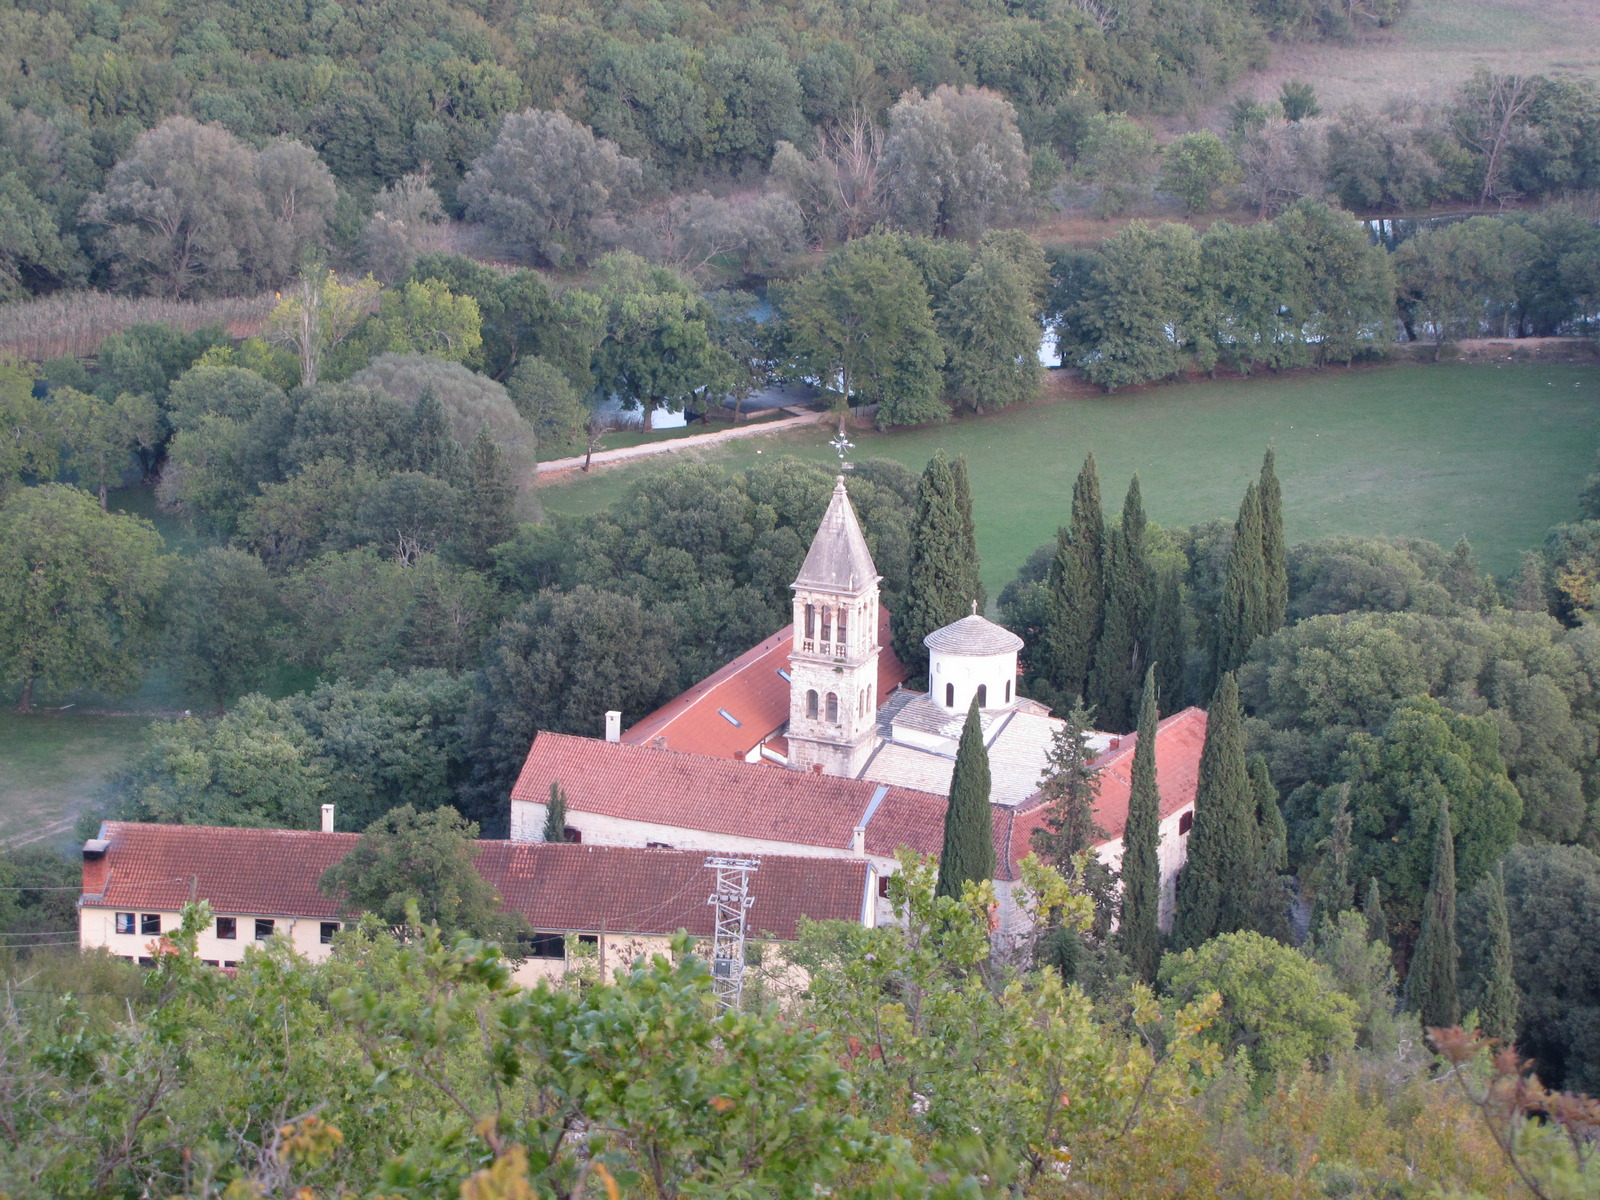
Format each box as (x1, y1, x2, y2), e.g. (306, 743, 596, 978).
(1212, 481, 1267, 686)
(937, 698, 995, 899)
(1088, 475, 1149, 733)
(1172, 673, 1257, 950)
(896, 451, 985, 678)
(1258, 448, 1287, 634)
(1478, 863, 1519, 1044)
(1248, 755, 1291, 942)
(1364, 876, 1389, 947)
(1147, 564, 1187, 716)
(1405, 798, 1461, 1027)
(543, 781, 569, 843)
(457, 426, 517, 568)
(1120, 664, 1162, 983)
(1044, 454, 1105, 703)
(1312, 782, 1356, 929)
(409, 388, 465, 480)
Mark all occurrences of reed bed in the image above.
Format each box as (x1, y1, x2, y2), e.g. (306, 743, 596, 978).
(0, 292, 276, 361)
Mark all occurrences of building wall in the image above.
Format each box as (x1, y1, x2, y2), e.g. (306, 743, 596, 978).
(80, 905, 337, 965)
(929, 647, 1019, 713)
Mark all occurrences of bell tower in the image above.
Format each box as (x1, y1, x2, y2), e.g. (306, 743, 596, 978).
(787, 477, 882, 778)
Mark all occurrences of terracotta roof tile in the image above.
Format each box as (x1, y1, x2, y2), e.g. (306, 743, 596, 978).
(1004, 707, 1208, 873)
(621, 607, 907, 759)
(513, 732, 950, 859)
(476, 842, 868, 938)
(87, 824, 869, 939)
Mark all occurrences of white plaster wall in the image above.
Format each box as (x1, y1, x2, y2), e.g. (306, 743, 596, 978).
(930, 647, 1019, 712)
(80, 905, 337, 964)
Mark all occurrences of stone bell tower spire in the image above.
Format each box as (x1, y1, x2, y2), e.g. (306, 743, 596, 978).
(787, 477, 882, 778)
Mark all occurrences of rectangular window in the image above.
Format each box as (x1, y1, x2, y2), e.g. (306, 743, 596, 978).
(804, 603, 815, 639)
(216, 917, 237, 940)
(254, 918, 275, 940)
(646, 841, 673, 849)
(563, 827, 583, 844)
(137, 957, 154, 967)
(223, 961, 238, 969)
(878, 875, 891, 899)
(525, 932, 565, 959)
(115, 912, 135, 935)
(140, 913, 161, 936)
(837, 608, 848, 644)
(1178, 811, 1194, 835)
(821, 607, 832, 643)
(577, 934, 599, 946)
(320, 922, 340, 945)
(201, 959, 219, 967)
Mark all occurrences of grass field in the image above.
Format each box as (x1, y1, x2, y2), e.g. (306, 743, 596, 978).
(1226, 0, 1600, 114)
(0, 713, 145, 850)
(540, 362, 1600, 602)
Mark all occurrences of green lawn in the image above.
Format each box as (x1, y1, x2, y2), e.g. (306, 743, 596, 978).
(0, 713, 145, 849)
(539, 362, 1600, 601)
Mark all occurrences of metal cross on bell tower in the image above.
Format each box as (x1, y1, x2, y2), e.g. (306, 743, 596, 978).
(828, 420, 855, 470)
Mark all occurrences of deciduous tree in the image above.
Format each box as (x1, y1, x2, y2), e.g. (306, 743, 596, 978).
(0, 484, 167, 711)
(883, 86, 1030, 239)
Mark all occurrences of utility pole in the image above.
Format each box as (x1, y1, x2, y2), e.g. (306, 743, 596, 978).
(705, 856, 759, 1011)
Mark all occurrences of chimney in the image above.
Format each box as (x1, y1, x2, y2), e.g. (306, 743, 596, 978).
(1108, 737, 1121, 751)
(604, 711, 622, 743)
(82, 837, 110, 897)
(851, 826, 866, 855)
(321, 804, 335, 833)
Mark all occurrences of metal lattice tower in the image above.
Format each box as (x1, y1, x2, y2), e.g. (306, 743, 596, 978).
(705, 856, 759, 1011)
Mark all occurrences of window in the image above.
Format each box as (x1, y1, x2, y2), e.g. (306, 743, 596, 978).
(216, 917, 236, 940)
(821, 607, 832, 643)
(858, 689, 866, 717)
(577, 934, 598, 946)
(320, 921, 340, 945)
(716, 707, 742, 727)
(563, 826, 583, 844)
(976, 684, 987, 708)
(806, 689, 819, 719)
(945, 683, 955, 708)
(202, 960, 219, 968)
(1179, 811, 1194, 835)
(804, 603, 815, 639)
(837, 607, 848, 644)
(223, 960, 238, 969)
(140, 913, 161, 936)
(525, 932, 565, 959)
(255, 918, 275, 940)
(137, 957, 154, 967)
(1005, 680, 1011, 703)
(646, 841, 673, 849)
(776, 668, 791, 682)
(115, 912, 135, 935)
(877, 875, 891, 898)
(826, 692, 839, 722)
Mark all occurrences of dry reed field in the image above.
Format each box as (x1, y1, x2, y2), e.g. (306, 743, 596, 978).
(0, 292, 275, 361)
(1228, 0, 1600, 113)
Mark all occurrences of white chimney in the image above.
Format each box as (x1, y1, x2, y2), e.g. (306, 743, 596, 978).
(321, 804, 335, 833)
(604, 711, 622, 743)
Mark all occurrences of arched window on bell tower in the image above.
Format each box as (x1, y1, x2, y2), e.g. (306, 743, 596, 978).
(806, 690, 819, 719)
(826, 692, 839, 722)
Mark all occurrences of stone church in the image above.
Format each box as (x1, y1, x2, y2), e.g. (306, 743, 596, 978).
(510, 477, 1206, 936)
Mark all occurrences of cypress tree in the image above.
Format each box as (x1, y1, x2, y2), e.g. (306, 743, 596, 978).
(1312, 782, 1356, 929)
(456, 425, 517, 568)
(1405, 798, 1461, 1027)
(937, 697, 995, 899)
(543, 781, 569, 843)
(1088, 475, 1149, 733)
(1120, 664, 1162, 983)
(1443, 536, 1479, 606)
(1478, 863, 1520, 1044)
(896, 450, 985, 678)
(1172, 673, 1258, 950)
(1249, 755, 1292, 942)
(1043, 454, 1105, 702)
(1147, 564, 1187, 716)
(1364, 876, 1389, 947)
(1212, 481, 1268, 686)
(409, 388, 465, 481)
(1258, 448, 1287, 634)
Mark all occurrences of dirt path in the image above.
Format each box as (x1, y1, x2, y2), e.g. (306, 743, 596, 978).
(536, 408, 828, 478)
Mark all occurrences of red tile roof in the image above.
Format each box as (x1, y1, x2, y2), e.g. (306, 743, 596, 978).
(89, 822, 358, 918)
(513, 731, 951, 858)
(621, 606, 908, 760)
(85, 823, 869, 939)
(475, 842, 867, 938)
(1002, 707, 1208, 873)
